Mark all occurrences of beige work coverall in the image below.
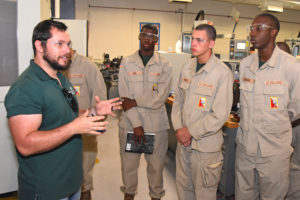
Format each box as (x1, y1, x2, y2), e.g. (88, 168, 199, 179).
(64, 52, 107, 192)
(287, 121, 300, 200)
(235, 46, 300, 200)
(171, 54, 233, 200)
(118, 51, 172, 199)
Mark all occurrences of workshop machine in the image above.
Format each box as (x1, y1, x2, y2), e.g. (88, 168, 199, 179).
(96, 53, 122, 99)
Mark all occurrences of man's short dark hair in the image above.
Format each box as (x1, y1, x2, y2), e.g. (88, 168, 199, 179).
(257, 13, 280, 31)
(194, 24, 216, 41)
(141, 24, 158, 35)
(32, 19, 68, 56)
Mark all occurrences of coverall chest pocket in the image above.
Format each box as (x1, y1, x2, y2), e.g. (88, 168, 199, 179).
(148, 69, 161, 93)
(179, 80, 190, 100)
(263, 84, 285, 111)
(148, 67, 161, 83)
(70, 76, 87, 97)
(128, 72, 143, 94)
(239, 82, 254, 108)
(239, 83, 254, 131)
(194, 86, 213, 112)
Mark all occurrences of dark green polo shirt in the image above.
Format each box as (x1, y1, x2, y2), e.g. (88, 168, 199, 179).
(196, 62, 206, 73)
(259, 59, 265, 68)
(5, 60, 82, 200)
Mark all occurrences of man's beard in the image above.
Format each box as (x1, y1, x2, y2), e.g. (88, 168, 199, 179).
(43, 48, 71, 71)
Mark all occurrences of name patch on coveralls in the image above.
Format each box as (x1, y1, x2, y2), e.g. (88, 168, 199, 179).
(242, 77, 255, 83)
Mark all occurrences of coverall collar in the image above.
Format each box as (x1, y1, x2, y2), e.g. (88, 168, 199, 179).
(250, 45, 280, 72)
(192, 54, 217, 75)
(132, 50, 160, 68)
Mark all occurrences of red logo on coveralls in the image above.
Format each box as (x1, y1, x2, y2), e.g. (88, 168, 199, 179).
(198, 97, 206, 108)
(270, 96, 278, 109)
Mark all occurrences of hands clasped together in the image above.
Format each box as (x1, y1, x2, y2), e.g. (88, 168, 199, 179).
(176, 127, 192, 147)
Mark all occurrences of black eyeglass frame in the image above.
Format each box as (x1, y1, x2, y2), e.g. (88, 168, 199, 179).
(62, 88, 78, 113)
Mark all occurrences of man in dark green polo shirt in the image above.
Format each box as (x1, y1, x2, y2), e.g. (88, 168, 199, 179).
(4, 20, 121, 200)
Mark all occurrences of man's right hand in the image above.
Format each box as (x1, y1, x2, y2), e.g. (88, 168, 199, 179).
(71, 110, 108, 135)
(121, 97, 137, 112)
(176, 127, 192, 147)
(133, 126, 145, 144)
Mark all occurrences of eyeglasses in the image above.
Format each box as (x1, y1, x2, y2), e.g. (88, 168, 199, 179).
(192, 37, 207, 44)
(50, 40, 72, 49)
(62, 88, 78, 113)
(246, 24, 274, 33)
(139, 32, 158, 41)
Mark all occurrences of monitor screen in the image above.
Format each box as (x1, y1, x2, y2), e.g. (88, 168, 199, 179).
(236, 42, 246, 50)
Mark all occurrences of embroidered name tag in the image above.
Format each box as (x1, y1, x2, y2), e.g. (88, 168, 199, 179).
(242, 77, 255, 83)
(69, 73, 84, 78)
(198, 82, 214, 89)
(149, 72, 160, 76)
(265, 80, 283, 85)
(182, 78, 191, 83)
(198, 97, 206, 108)
(270, 96, 279, 109)
(128, 71, 143, 76)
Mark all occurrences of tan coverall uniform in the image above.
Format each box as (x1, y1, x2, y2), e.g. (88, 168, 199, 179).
(64, 52, 107, 192)
(118, 51, 172, 199)
(171, 55, 233, 200)
(235, 46, 300, 200)
(287, 120, 300, 200)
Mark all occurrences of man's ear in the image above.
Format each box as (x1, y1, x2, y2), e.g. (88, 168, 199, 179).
(209, 40, 215, 49)
(35, 40, 44, 54)
(271, 29, 278, 39)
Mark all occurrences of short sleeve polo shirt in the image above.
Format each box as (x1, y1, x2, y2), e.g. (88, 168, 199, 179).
(4, 60, 83, 200)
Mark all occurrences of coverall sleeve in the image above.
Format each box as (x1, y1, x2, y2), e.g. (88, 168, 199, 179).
(288, 62, 300, 122)
(88, 62, 107, 106)
(135, 61, 172, 110)
(118, 61, 143, 128)
(171, 73, 185, 131)
(187, 71, 233, 139)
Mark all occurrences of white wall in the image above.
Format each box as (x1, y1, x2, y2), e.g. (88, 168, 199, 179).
(75, 0, 300, 59)
(58, 19, 88, 56)
(0, 0, 44, 193)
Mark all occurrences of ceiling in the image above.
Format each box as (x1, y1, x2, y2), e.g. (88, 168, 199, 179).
(215, 0, 300, 11)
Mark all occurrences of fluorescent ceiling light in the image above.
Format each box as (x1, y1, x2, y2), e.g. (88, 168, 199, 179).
(168, 0, 192, 3)
(287, 0, 300, 5)
(268, 5, 283, 12)
(260, 1, 283, 12)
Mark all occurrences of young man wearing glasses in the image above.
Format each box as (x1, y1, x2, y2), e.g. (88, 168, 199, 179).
(62, 48, 107, 200)
(4, 20, 121, 200)
(171, 24, 233, 200)
(118, 24, 172, 200)
(235, 13, 300, 200)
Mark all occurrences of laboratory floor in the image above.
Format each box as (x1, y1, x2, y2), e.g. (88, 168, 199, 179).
(92, 115, 178, 200)
(0, 115, 233, 200)
(92, 115, 233, 200)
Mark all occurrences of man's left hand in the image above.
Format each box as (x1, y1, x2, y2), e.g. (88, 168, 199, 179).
(94, 96, 122, 117)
